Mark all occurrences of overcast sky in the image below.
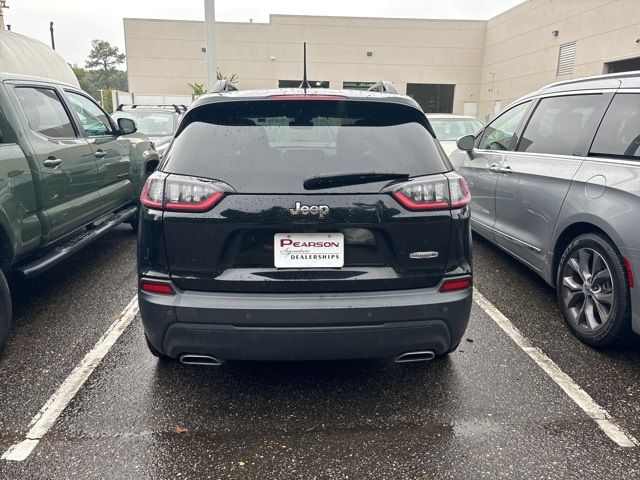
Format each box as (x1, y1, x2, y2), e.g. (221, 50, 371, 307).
(4, 0, 523, 66)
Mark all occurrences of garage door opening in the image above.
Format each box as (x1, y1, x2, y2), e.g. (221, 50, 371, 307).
(279, 80, 329, 89)
(406, 83, 455, 113)
(604, 56, 640, 74)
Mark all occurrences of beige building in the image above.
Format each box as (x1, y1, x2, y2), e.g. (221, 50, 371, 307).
(124, 0, 640, 119)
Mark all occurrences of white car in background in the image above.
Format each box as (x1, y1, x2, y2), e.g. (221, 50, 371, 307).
(427, 114, 483, 156)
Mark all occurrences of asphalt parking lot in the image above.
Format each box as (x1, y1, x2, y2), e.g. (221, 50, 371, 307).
(1, 226, 640, 479)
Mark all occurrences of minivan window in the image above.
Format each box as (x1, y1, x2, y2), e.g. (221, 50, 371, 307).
(15, 87, 76, 139)
(66, 91, 114, 136)
(165, 100, 448, 193)
(591, 93, 640, 159)
(517, 94, 601, 156)
(478, 101, 530, 151)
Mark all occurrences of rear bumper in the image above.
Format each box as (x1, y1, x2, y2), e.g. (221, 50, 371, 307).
(139, 281, 472, 361)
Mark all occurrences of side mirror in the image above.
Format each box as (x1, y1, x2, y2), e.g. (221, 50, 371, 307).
(457, 134, 475, 152)
(117, 117, 137, 135)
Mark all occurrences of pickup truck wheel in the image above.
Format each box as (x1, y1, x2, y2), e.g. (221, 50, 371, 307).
(129, 211, 139, 234)
(557, 233, 632, 347)
(0, 269, 12, 359)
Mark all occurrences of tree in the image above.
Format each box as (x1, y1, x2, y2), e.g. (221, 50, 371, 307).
(189, 82, 207, 96)
(85, 39, 126, 89)
(216, 68, 238, 84)
(70, 64, 99, 99)
(189, 69, 239, 97)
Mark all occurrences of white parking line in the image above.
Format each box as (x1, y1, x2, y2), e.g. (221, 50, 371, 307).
(2, 289, 636, 460)
(2, 296, 139, 462)
(474, 288, 638, 448)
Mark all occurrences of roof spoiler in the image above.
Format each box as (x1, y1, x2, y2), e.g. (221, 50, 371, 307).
(368, 81, 399, 94)
(210, 79, 239, 93)
(116, 104, 187, 113)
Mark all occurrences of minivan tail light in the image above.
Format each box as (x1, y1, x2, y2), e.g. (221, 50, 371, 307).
(391, 173, 471, 211)
(140, 172, 228, 212)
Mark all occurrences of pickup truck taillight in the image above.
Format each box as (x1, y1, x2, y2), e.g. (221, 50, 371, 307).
(141, 172, 227, 212)
(391, 173, 471, 211)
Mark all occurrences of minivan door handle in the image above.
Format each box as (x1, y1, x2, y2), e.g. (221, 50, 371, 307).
(43, 157, 63, 169)
(500, 165, 513, 173)
(94, 150, 107, 159)
(488, 164, 502, 173)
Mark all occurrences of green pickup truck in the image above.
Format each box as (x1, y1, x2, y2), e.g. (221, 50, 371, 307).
(0, 73, 159, 356)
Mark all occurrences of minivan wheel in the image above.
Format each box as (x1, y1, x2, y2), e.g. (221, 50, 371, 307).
(0, 269, 12, 359)
(557, 233, 631, 347)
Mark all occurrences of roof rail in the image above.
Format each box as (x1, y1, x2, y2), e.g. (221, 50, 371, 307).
(368, 81, 399, 94)
(210, 79, 239, 93)
(116, 104, 186, 114)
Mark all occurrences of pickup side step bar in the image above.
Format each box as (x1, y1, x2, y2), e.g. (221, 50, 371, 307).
(17, 205, 137, 279)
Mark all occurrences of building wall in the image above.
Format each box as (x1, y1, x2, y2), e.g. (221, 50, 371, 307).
(124, 16, 486, 115)
(124, 0, 640, 118)
(478, 0, 640, 120)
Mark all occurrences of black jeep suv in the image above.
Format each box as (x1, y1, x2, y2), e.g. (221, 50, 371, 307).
(137, 88, 472, 365)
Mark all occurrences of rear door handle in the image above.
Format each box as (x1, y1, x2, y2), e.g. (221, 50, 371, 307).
(43, 158, 63, 168)
(94, 150, 107, 159)
(488, 164, 513, 174)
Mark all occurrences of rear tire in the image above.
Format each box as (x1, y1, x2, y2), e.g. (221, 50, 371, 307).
(128, 211, 139, 234)
(0, 269, 12, 359)
(145, 334, 172, 361)
(556, 233, 632, 347)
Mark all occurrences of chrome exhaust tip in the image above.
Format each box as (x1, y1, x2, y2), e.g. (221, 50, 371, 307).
(394, 350, 436, 363)
(179, 354, 224, 366)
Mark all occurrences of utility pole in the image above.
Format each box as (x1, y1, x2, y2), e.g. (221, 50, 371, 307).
(0, 1, 9, 31)
(204, 0, 216, 90)
(49, 21, 55, 50)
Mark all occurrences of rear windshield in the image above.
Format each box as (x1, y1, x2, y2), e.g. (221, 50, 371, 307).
(163, 100, 448, 193)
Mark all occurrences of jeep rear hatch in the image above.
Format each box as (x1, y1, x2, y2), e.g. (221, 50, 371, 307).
(154, 99, 464, 294)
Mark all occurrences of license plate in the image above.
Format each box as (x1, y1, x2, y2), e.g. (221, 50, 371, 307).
(274, 233, 344, 268)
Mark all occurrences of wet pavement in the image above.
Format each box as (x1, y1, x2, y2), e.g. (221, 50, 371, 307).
(1, 227, 640, 479)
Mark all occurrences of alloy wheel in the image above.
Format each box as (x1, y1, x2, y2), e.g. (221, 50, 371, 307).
(561, 248, 615, 332)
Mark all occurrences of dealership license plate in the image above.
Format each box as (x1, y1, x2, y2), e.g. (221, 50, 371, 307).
(274, 233, 344, 268)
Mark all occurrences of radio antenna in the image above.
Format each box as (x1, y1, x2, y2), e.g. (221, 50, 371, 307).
(299, 42, 311, 90)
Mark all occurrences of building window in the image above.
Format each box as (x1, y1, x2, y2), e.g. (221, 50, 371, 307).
(406, 84, 455, 113)
(278, 80, 329, 89)
(343, 82, 375, 91)
(604, 56, 640, 74)
(557, 42, 577, 76)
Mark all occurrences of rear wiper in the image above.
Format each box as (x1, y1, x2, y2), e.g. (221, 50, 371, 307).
(303, 172, 410, 190)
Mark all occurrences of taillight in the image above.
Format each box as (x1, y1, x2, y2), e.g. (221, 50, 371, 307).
(391, 173, 471, 211)
(140, 171, 165, 209)
(440, 277, 472, 292)
(140, 172, 228, 212)
(267, 95, 347, 100)
(140, 280, 175, 295)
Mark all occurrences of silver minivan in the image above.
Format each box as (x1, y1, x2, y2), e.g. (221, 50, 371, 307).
(450, 71, 640, 347)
